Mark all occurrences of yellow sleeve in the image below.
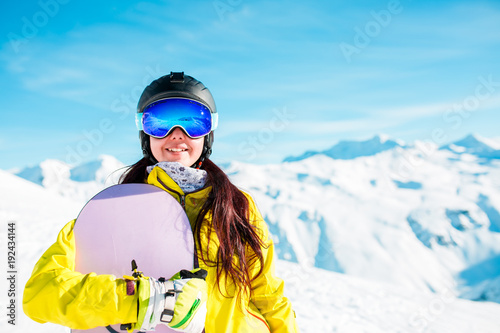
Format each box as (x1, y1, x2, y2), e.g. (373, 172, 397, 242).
(23, 219, 138, 329)
(246, 196, 300, 333)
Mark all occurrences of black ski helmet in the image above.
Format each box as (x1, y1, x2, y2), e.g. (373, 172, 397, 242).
(137, 72, 217, 167)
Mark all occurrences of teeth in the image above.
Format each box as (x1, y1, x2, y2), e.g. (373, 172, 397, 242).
(167, 148, 186, 152)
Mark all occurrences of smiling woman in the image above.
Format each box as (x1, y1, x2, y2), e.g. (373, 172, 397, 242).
(23, 72, 299, 333)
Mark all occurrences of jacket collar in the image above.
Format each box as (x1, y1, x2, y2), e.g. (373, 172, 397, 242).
(146, 165, 212, 200)
(147, 165, 185, 196)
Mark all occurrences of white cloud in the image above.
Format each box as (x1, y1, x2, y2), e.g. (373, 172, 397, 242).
(370, 102, 451, 120)
(219, 117, 397, 139)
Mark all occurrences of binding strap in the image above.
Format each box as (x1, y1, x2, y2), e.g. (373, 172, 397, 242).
(105, 326, 121, 333)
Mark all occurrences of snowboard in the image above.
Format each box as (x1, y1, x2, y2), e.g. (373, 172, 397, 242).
(72, 183, 194, 333)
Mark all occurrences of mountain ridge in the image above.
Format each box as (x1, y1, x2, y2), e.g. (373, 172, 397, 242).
(284, 133, 500, 162)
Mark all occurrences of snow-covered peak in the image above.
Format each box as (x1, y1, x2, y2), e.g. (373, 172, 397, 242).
(322, 134, 404, 159)
(441, 134, 500, 159)
(16, 159, 71, 187)
(70, 154, 125, 184)
(14, 154, 126, 203)
(454, 133, 500, 150)
(376, 133, 392, 143)
(283, 134, 404, 162)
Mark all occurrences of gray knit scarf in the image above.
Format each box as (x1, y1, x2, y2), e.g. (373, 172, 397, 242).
(147, 162, 208, 193)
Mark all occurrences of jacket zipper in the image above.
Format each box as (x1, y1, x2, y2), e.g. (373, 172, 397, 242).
(156, 177, 186, 210)
(156, 176, 205, 270)
(156, 176, 209, 211)
(179, 194, 186, 209)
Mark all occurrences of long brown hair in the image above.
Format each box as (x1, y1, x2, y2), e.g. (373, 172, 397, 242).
(120, 158, 265, 297)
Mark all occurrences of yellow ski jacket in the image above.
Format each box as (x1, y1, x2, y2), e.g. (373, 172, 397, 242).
(23, 166, 299, 332)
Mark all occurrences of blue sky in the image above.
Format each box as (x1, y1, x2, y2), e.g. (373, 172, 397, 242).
(1, 0, 500, 169)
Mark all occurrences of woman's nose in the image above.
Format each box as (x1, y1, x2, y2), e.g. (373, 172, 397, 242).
(168, 127, 187, 139)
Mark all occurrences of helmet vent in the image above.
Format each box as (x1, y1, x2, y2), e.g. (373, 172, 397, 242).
(170, 71, 184, 83)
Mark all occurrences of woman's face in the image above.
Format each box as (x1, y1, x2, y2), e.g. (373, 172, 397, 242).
(150, 127, 205, 167)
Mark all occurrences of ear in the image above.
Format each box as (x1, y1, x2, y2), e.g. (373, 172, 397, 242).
(204, 132, 214, 159)
(140, 131, 158, 164)
(191, 132, 213, 169)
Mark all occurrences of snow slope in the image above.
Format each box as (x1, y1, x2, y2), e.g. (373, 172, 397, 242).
(280, 260, 500, 332)
(0, 170, 83, 332)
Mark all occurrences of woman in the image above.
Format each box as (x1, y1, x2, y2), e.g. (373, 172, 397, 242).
(23, 72, 299, 332)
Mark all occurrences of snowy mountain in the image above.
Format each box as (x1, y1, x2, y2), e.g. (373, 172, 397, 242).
(3, 133, 500, 332)
(283, 134, 405, 162)
(15, 155, 126, 204)
(227, 134, 500, 304)
(440, 134, 500, 159)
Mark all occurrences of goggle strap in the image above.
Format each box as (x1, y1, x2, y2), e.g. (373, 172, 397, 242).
(212, 113, 219, 131)
(135, 113, 144, 131)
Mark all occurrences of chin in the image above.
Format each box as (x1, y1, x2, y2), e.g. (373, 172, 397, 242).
(167, 158, 193, 167)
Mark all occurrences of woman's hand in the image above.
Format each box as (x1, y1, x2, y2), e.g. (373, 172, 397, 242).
(128, 268, 208, 333)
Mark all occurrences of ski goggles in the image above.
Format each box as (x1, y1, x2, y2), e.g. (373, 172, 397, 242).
(136, 98, 218, 138)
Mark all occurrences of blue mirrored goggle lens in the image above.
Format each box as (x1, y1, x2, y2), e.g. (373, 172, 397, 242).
(137, 98, 214, 138)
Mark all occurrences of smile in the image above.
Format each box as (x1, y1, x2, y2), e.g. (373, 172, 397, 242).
(166, 148, 188, 152)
